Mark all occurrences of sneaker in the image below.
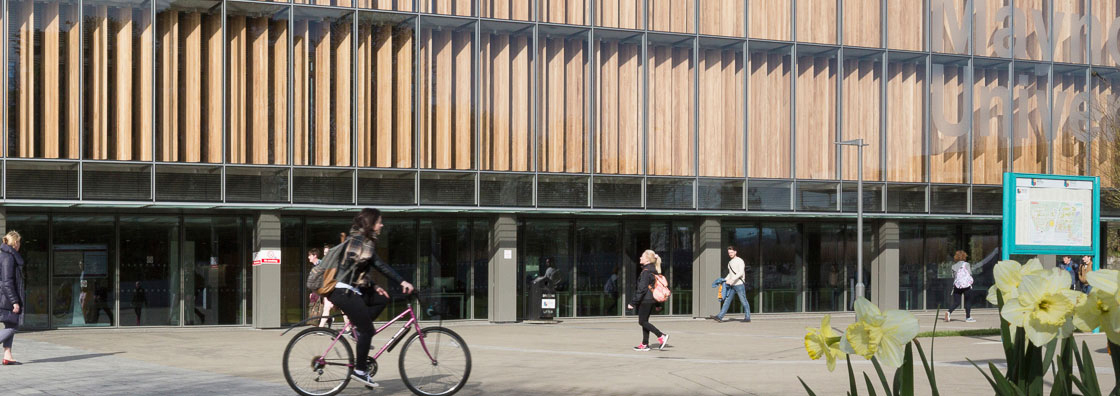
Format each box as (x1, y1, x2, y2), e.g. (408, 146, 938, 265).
(633, 343, 650, 351)
(351, 370, 380, 387)
(743, 317, 751, 323)
(707, 315, 720, 321)
(657, 334, 670, 350)
(965, 317, 976, 323)
(944, 312, 951, 322)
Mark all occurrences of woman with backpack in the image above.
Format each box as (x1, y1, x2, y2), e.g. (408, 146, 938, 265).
(626, 250, 668, 351)
(945, 250, 975, 323)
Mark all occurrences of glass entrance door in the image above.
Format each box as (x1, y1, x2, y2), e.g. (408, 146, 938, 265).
(52, 215, 116, 327)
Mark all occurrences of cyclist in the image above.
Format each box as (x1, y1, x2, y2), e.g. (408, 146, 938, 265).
(326, 208, 414, 387)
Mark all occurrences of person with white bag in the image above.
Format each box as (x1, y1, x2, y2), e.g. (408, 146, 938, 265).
(946, 250, 975, 323)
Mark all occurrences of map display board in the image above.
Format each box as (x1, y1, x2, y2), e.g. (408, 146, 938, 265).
(1002, 173, 1100, 259)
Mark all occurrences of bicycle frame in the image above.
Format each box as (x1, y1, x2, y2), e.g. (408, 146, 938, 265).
(315, 302, 438, 369)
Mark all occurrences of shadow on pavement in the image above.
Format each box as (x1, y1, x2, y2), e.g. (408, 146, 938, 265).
(28, 351, 124, 364)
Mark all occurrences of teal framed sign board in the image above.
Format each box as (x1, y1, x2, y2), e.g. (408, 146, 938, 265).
(1001, 173, 1100, 261)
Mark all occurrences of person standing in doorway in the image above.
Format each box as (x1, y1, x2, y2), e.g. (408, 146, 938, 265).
(709, 245, 750, 323)
(131, 281, 147, 326)
(946, 250, 975, 322)
(627, 250, 668, 351)
(0, 231, 25, 365)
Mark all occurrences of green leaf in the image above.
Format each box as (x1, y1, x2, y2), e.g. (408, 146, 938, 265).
(863, 373, 878, 396)
(997, 291, 1019, 383)
(847, 355, 860, 396)
(896, 343, 914, 396)
(1042, 338, 1058, 376)
(990, 361, 1027, 396)
(1054, 337, 1074, 396)
(969, 358, 1002, 393)
(1110, 342, 1120, 395)
(913, 339, 940, 396)
(1076, 341, 1101, 395)
(871, 357, 893, 395)
(1024, 342, 1045, 395)
(798, 377, 819, 396)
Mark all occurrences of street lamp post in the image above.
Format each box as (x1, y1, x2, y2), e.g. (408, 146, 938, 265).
(836, 139, 869, 303)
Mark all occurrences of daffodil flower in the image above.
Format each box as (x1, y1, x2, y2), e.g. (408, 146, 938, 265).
(1086, 269, 1120, 302)
(1073, 288, 1120, 345)
(805, 314, 845, 371)
(839, 297, 919, 368)
(987, 259, 1045, 305)
(1001, 268, 1083, 346)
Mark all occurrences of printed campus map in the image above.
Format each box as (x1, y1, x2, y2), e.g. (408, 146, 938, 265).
(1014, 179, 1094, 247)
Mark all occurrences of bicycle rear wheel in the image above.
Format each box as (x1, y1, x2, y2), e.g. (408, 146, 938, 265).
(283, 327, 353, 396)
(398, 326, 471, 396)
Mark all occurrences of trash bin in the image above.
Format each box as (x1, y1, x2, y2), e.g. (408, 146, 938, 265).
(526, 278, 557, 320)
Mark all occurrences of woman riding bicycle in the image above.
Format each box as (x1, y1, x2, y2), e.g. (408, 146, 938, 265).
(327, 208, 414, 387)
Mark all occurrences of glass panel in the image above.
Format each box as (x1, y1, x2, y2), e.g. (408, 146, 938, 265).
(595, 34, 643, 175)
(796, 0, 836, 44)
(648, 39, 694, 176)
(8, 0, 82, 159)
(623, 221, 668, 316)
(575, 221, 621, 317)
(420, 19, 474, 170)
(1053, 0, 1087, 63)
(1052, 69, 1088, 176)
(374, 218, 417, 319)
(82, 0, 152, 161)
(1092, 0, 1120, 66)
(83, 163, 152, 201)
(722, 224, 759, 314)
(1092, 72, 1120, 188)
(749, 0, 789, 40)
(975, 0, 1012, 57)
(698, 179, 743, 210)
(749, 49, 791, 178)
(930, 185, 969, 214)
(356, 14, 414, 168)
(419, 172, 475, 206)
(280, 217, 303, 325)
(225, 166, 289, 203)
(965, 223, 1001, 309)
(361, 0, 411, 11)
(795, 51, 837, 180)
(1013, 63, 1049, 174)
(761, 223, 801, 312)
(973, 63, 1011, 185)
(805, 223, 847, 312)
(538, 175, 589, 208)
(700, 0, 744, 37)
(7, 215, 48, 328)
(480, 173, 533, 207)
(1015, 0, 1049, 60)
(155, 164, 222, 202)
(924, 224, 959, 311)
(293, 8, 353, 166)
(972, 186, 1003, 214)
(898, 223, 923, 310)
(648, 0, 693, 33)
(520, 220, 572, 318)
(155, 0, 223, 163)
(929, 0, 967, 53)
(840, 182, 883, 212)
(747, 179, 792, 211)
(931, 60, 968, 183)
(472, 221, 489, 318)
(479, 1, 530, 20)
(841, 57, 882, 181)
(6, 161, 79, 199)
(53, 215, 115, 327)
(844, 0, 881, 47)
(184, 216, 243, 325)
(670, 223, 694, 315)
(119, 216, 179, 326)
(541, 0, 586, 24)
(479, 22, 530, 171)
(539, 31, 588, 173)
(358, 170, 416, 205)
(596, 0, 642, 29)
(418, 219, 472, 320)
(422, 0, 472, 16)
(886, 59, 926, 182)
(293, 169, 354, 205)
(647, 178, 693, 209)
(698, 43, 745, 178)
(887, 184, 926, 213)
(797, 181, 838, 212)
(226, 3, 289, 165)
(593, 176, 642, 208)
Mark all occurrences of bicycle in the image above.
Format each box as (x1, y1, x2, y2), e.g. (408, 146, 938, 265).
(281, 291, 471, 396)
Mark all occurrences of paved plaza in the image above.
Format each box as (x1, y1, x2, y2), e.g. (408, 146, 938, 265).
(0, 310, 1115, 395)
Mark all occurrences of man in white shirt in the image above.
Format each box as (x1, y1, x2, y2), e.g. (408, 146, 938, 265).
(709, 245, 751, 323)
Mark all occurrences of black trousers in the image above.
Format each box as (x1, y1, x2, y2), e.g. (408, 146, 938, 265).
(327, 288, 389, 372)
(948, 286, 972, 317)
(637, 301, 663, 345)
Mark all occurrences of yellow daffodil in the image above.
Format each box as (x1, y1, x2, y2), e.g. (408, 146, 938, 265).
(1086, 269, 1120, 301)
(838, 297, 919, 368)
(1001, 268, 1083, 346)
(1072, 288, 1120, 345)
(987, 259, 1045, 305)
(804, 314, 845, 371)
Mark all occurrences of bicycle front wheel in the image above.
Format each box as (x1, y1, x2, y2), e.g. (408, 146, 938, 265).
(398, 326, 471, 396)
(283, 327, 353, 396)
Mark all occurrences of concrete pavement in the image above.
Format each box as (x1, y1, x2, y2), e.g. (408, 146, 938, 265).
(1, 309, 1115, 395)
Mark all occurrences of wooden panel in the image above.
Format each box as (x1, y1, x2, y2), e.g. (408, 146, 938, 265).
(795, 55, 837, 180)
(889, 0, 924, 51)
(138, 11, 153, 161)
(597, 0, 642, 29)
(158, 11, 180, 161)
(1053, 0, 1087, 63)
(335, 21, 352, 167)
(540, 37, 587, 173)
(886, 62, 924, 182)
(396, 29, 414, 168)
(363, 0, 412, 10)
(114, 8, 134, 161)
(649, 0, 694, 33)
(43, 3, 59, 158)
(155, 8, 221, 163)
(423, 0, 472, 16)
(89, 6, 109, 160)
(976, 0, 1012, 57)
(66, 5, 80, 159)
(648, 44, 694, 176)
(228, 16, 246, 164)
(205, 13, 222, 162)
(272, 20, 289, 165)
(699, 0, 744, 37)
(541, 0, 586, 25)
(843, 0, 880, 47)
(1052, 72, 1087, 176)
(973, 67, 1010, 185)
(596, 40, 642, 174)
(421, 28, 474, 170)
(1015, 0, 1047, 60)
(748, 51, 791, 178)
(930, 63, 968, 183)
(480, 32, 530, 171)
(1012, 69, 1048, 174)
(296, 18, 355, 167)
(1092, 0, 1120, 65)
(15, 0, 34, 157)
(228, 14, 286, 165)
(313, 22, 331, 166)
(698, 48, 744, 177)
(480, 0, 532, 20)
(796, 0, 837, 44)
(749, 0, 790, 40)
(840, 59, 881, 181)
(294, 20, 308, 165)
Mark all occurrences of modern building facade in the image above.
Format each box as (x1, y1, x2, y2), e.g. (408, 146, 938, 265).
(4, 0, 1120, 328)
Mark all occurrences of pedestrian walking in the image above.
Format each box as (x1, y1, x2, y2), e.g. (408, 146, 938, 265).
(132, 281, 147, 326)
(709, 245, 750, 323)
(627, 249, 668, 351)
(1059, 255, 1081, 291)
(945, 250, 975, 323)
(0, 231, 25, 365)
(1079, 256, 1094, 294)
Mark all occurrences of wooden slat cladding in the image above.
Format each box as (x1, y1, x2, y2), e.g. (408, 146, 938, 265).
(479, 31, 530, 171)
(748, 51, 791, 178)
(597, 0, 642, 29)
(698, 47, 744, 178)
(930, 63, 967, 183)
(362, 0, 412, 11)
(929, 0, 965, 53)
(87, 3, 154, 161)
(796, 0, 836, 44)
(421, 0, 472, 16)
(1012, 68, 1049, 174)
(539, 36, 586, 173)
(1093, 0, 1120, 66)
(749, 0, 790, 40)
(227, 13, 288, 165)
(648, 0, 694, 34)
(1053, 0, 1087, 64)
(1092, 76, 1120, 187)
(840, 59, 881, 181)
(296, 0, 351, 9)
(356, 22, 413, 168)
(9, 0, 81, 159)
(1015, 0, 1047, 60)
(420, 28, 474, 170)
(795, 55, 837, 180)
(541, 0, 586, 25)
(157, 8, 223, 163)
(647, 44, 694, 176)
(977, 0, 1012, 57)
(1052, 72, 1087, 176)
(843, 0, 880, 47)
(699, 0, 744, 37)
(973, 67, 1010, 185)
(294, 16, 353, 167)
(480, 0, 532, 20)
(596, 40, 641, 175)
(889, 0, 924, 51)
(886, 62, 925, 182)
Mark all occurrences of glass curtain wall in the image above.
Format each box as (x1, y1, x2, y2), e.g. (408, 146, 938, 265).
(419, 219, 472, 320)
(119, 216, 180, 326)
(575, 221, 621, 317)
(53, 215, 115, 327)
(183, 217, 245, 325)
(899, 222, 1001, 311)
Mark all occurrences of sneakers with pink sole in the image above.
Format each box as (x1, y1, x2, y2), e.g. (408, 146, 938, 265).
(633, 343, 650, 351)
(657, 334, 670, 350)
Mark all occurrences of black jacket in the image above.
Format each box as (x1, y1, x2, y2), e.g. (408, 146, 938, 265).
(630, 264, 657, 306)
(0, 243, 25, 324)
(336, 232, 406, 290)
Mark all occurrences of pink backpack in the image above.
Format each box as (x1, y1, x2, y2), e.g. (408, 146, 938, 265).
(649, 274, 671, 303)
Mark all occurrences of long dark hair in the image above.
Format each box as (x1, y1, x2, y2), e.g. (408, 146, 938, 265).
(351, 208, 382, 240)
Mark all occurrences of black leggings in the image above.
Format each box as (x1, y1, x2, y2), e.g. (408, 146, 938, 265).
(948, 286, 971, 317)
(637, 301, 663, 345)
(327, 288, 389, 372)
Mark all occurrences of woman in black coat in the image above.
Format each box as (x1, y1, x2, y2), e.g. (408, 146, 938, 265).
(626, 249, 668, 351)
(0, 231, 25, 365)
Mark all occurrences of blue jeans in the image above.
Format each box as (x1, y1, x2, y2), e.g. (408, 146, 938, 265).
(717, 284, 750, 320)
